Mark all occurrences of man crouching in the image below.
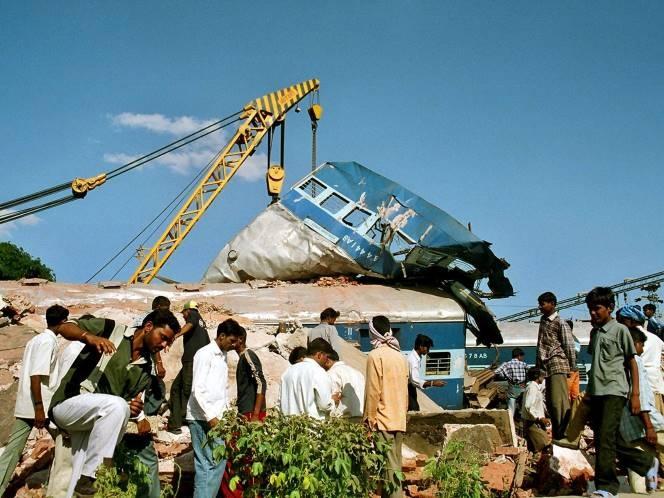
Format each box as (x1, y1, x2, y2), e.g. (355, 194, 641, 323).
(49, 309, 179, 497)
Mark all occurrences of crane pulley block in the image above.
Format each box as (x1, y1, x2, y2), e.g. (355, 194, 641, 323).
(266, 164, 285, 197)
(71, 173, 107, 199)
(308, 104, 323, 122)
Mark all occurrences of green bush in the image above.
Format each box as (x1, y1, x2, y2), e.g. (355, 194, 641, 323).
(92, 444, 177, 498)
(209, 409, 401, 498)
(0, 242, 55, 281)
(423, 441, 490, 498)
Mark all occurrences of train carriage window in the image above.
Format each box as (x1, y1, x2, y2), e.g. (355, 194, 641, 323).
(343, 207, 371, 227)
(577, 364, 588, 383)
(425, 351, 451, 376)
(299, 178, 327, 198)
(320, 193, 350, 215)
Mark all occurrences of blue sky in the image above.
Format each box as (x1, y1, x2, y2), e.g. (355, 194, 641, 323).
(1, 1, 662, 318)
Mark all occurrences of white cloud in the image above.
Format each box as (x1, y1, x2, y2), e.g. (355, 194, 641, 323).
(111, 113, 217, 135)
(0, 210, 42, 239)
(236, 153, 268, 181)
(106, 112, 266, 180)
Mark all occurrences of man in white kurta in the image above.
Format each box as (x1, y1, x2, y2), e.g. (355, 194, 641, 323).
(280, 338, 335, 419)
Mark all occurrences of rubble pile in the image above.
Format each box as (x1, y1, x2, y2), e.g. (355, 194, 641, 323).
(464, 368, 504, 408)
(313, 276, 359, 287)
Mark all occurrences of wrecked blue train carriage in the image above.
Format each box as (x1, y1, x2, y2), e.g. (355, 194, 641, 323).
(281, 161, 512, 296)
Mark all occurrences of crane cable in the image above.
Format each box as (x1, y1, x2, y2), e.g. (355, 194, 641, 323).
(0, 110, 244, 225)
(85, 151, 220, 283)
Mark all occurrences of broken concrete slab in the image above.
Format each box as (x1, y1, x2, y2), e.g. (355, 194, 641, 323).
(442, 423, 502, 455)
(405, 409, 516, 456)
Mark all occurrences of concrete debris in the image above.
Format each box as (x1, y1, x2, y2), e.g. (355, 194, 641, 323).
(3, 293, 36, 313)
(314, 276, 359, 287)
(442, 423, 502, 455)
(481, 459, 516, 492)
(533, 445, 594, 496)
(247, 279, 289, 289)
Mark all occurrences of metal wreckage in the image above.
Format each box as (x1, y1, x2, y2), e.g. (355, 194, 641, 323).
(204, 161, 513, 348)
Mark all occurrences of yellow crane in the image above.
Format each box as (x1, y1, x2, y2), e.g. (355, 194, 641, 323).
(128, 79, 321, 284)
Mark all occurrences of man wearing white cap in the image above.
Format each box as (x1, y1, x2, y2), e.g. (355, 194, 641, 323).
(168, 300, 210, 433)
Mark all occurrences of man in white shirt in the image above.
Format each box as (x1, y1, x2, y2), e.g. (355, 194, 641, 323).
(307, 308, 343, 353)
(617, 306, 664, 408)
(187, 318, 241, 498)
(407, 334, 445, 411)
(324, 350, 365, 418)
(521, 367, 551, 452)
(0, 305, 69, 496)
(280, 338, 335, 419)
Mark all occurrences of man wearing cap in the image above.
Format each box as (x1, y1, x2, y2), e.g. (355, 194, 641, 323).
(618, 306, 664, 416)
(168, 300, 210, 434)
(308, 307, 343, 354)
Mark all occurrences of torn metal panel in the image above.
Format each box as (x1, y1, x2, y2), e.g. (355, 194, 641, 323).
(202, 203, 376, 283)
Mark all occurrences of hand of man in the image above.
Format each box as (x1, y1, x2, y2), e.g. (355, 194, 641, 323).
(208, 417, 220, 428)
(34, 405, 47, 429)
(156, 362, 166, 379)
(85, 334, 116, 355)
(129, 396, 144, 418)
(331, 392, 341, 403)
(136, 418, 152, 435)
(646, 426, 658, 446)
(431, 380, 446, 387)
(630, 393, 641, 416)
(251, 411, 263, 423)
(541, 418, 551, 426)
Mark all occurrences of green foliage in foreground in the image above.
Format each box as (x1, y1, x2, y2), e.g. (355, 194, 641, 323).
(92, 444, 177, 498)
(0, 242, 55, 281)
(424, 441, 490, 498)
(209, 409, 401, 498)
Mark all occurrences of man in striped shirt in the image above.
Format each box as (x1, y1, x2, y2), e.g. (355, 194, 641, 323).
(536, 291, 576, 440)
(494, 348, 527, 416)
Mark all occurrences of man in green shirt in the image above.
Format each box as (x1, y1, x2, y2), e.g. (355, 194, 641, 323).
(586, 287, 652, 497)
(49, 309, 180, 498)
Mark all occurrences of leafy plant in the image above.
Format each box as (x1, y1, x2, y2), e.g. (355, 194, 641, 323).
(92, 444, 178, 498)
(209, 409, 401, 497)
(423, 441, 490, 498)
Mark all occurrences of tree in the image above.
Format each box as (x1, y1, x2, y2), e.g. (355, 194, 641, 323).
(0, 242, 55, 281)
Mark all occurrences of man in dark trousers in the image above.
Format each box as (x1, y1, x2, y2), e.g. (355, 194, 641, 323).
(168, 300, 210, 433)
(536, 291, 576, 441)
(221, 321, 268, 497)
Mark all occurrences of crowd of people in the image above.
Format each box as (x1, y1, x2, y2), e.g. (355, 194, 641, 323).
(0, 301, 439, 498)
(494, 288, 664, 497)
(0, 288, 663, 498)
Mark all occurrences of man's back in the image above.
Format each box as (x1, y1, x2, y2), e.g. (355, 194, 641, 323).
(280, 358, 333, 419)
(308, 323, 342, 352)
(328, 361, 365, 417)
(364, 346, 408, 432)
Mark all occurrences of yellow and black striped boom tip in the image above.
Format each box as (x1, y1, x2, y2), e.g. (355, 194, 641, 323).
(245, 79, 320, 118)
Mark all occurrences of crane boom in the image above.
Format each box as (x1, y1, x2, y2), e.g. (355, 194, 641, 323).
(128, 79, 320, 284)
